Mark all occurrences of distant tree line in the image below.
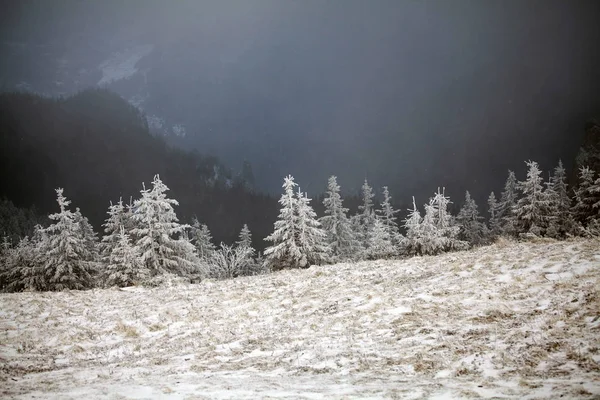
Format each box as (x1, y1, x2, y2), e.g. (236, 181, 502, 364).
(262, 159, 600, 269)
(0, 199, 48, 243)
(0, 175, 266, 291)
(1, 157, 598, 292)
(0, 89, 278, 249)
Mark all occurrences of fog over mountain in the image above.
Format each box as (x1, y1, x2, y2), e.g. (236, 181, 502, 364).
(1, 0, 599, 201)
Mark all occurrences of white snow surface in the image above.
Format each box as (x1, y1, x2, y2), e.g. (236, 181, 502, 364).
(1, 238, 599, 399)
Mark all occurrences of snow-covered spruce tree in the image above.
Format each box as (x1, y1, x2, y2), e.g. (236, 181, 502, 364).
(103, 226, 149, 287)
(541, 173, 560, 238)
(237, 224, 253, 249)
(39, 189, 97, 291)
(234, 224, 259, 276)
(18, 225, 47, 291)
(264, 175, 303, 270)
(544, 160, 576, 238)
(320, 176, 360, 261)
(367, 218, 396, 259)
(74, 207, 100, 265)
(100, 198, 128, 256)
(254, 251, 266, 274)
(591, 175, 600, 218)
(514, 160, 551, 236)
(0, 236, 10, 289)
(190, 218, 216, 261)
(429, 188, 467, 252)
(123, 197, 137, 231)
(376, 186, 402, 245)
(0, 236, 13, 290)
(1, 225, 50, 292)
(357, 179, 377, 247)
(1, 237, 36, 292)
(264, 176, 328, 269)
(586, 180, 600, 235)
(419, 203, 446, 255)
(181, 226, 207, 279)
(572, 166, 599, 228)
(358, 179, 376, 218)
(130, 175, 199, 278)
(587, 219, 600, 237)
(456, 191, 489, 247)
(487, 191, 501, 238)
(578, 171, 600, 236)
(498, 170, 519, 237)
(0, 238, 14, 291)
(349, 214, 365, 259)
(402, 197, 423, 256)
(1, 235, 10, 255)
(430, 188, 452, 229)
(295, 188, 329, 267)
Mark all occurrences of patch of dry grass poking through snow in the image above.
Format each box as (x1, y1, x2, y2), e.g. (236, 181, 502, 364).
(115, 321, 140, 338)
(148, 323, 166, 332)
(0, 238, 599, 398)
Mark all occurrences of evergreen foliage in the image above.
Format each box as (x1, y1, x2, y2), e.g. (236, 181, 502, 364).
(190, 218, 217, 261)
(498, 171, 519, 237)
(0, 199, 46, 243)
(376, 186, 401, 244)
(366, 218, 396, 259)
(237, 224, 253, 249)
(130, 175, 199, 277)
(419, 203, 446, 255)
(39, 189, 97, 291)
(74, 207, 100, 263)
(429, 188, 467, 252)
(264, 176, 328, 270)
(545, 160, 576, 238)
(234, 224, 260, 276)
(264, 176, 303, 270)
(402, 191, 467, 257)
(591, 176, 600, 220)
(514, 161, 551, 236)
(487, 192, 501, 238)
(100, 199, 128, 257)
(0, 234, 43, 292)
(103, 227, 149, 287)
(320, 176, 360, 261)
(295, 189, 329, 267)
(402, 197, 423, 256)
(357, 179, 376, 247)
(572, 166, 599, 228)
(456, 191, 488, 246)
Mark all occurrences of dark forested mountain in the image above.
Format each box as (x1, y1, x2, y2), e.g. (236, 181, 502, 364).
(0, 199, 47, 243)
(0, 89, 277, 249)
(572, 119, 600, 186)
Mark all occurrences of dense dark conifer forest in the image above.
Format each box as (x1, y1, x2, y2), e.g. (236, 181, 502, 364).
(0, 89, 279, 249)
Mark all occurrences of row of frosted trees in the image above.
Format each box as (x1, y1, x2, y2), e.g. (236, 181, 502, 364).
(262, 160, 600, 269)
(1, 159, 599, 291)
(0, 175, 262, 292)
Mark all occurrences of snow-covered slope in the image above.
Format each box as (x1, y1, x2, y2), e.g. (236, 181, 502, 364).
(97, 45, 154, 86)
(1, 238, 599, 399)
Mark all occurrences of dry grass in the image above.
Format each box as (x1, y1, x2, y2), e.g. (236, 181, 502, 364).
(0, 238, 599, 399)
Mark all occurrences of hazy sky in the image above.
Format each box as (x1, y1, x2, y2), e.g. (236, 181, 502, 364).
(2, 0, 600, 206)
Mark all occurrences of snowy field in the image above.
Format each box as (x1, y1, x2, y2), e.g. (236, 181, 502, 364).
(1, 238, 599, 399)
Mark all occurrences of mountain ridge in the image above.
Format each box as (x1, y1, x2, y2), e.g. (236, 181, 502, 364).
(0, 89, 277, 249)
